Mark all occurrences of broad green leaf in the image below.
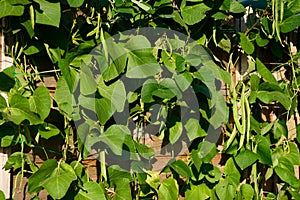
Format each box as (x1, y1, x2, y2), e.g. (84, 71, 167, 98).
(256, 32, 269, 47)
(169, 121, 182, 144)
(99, 125, 131, 156)
(42, 162, 77, 199)
(240, 184, 254, 200)
(184, 118, 207, 141)
(152, 78, 182, 100)
(29, 86, 51, 120)
(255, 135, 272, 166)
(234, 149, 258, 170)
(158, 178, 179, 200)
(257, 91, 290, 110)
(7, 94, 42, 125)
(0, 95, 7, 109)
(55, 77, 73, 116)
(259, 82, 283, 92)
(185, 184, 211, 200)
(4, 152, 27, 170)
(80, 64, 97, 96)
(195, 141, 217, 163)
(0, 0, 24, 19)
(169, 160, 192, 178)
(224, 158, 240, 187)
(74, 182, 106, 200)
(181, 3, 210, 25)
(174, 72, 193, 92)
(21, 20, 35, 38)
(256, 58, 277, 84)
(28, 160, 58, 194)
(275, 166, 300, 189)
(250, 74, 260, 91)
(239, 33, 254, 54)
(126, 49, 161, 78)
(95, 97, 115, 125)
(38, 123, 60, 139)
(280, 13, 300, 33)
(273, 120, 288, 138)
(98, 79, 126, 112)
(132, 0, 151, 11)
(67, 0, 84, 7)
(113, 178, 132, 200)
(215, 180, 236, 200)
(34, 0, 61, 27)
(218, 38, 231, 53)
(135, 142, 155, 160)
(141, 79, 158, 103)
(58, 59, 79, 93)
(229, 0, 246, 13)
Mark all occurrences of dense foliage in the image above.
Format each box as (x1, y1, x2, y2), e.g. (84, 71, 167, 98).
(0, 0, 300, 199)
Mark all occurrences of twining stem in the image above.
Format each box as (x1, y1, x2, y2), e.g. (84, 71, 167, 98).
(252, 144, 259, 199)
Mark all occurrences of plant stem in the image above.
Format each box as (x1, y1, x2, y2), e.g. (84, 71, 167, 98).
(100, 125, 107, 182)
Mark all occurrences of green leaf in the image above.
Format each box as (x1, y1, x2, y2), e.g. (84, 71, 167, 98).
(280, 13, 300, 33)
(55, 77, 73, 116)
(257, 91, 290, 110)
(4, 152, 27, 170)
(158, 178, 179, 200)
(28, 160, 58, 194)
(256, 32, 269, 47)
(240, 184, 254, 200)
(185, 184, 211, 200)
(239, 32, 254, 54)
(34, 0, 61, 27)
(181, 3, 210, 25)
(98, 79, 126, 112)
(67, 0, 84, 7)
(100, 125, 131, 156)
(38, 123, 60, 139)
(215, 180, 236, 200)
(229, 0, 246, 13)
(275, 166, 300, 189)
(123, 36, 161, 78)
(174, 72, 193, 92)
(169, 121, 182, 144)
(169, 160, 192, 178)
(195, 141, 217, 163)
(141, 79, 158, 103)
(224, 158, 240, 187)
(255, 135, 272, 166)
(7, 94, 42, 125)
(95, 97, 115, 125)
(113, 178, 132, 200)
(74, 182, 106, 200)
(184, 118, 207, 141)
(132, 0, 152, 12)
(0, 0, 24, 19)
(80, 64, 97, 96)
(42, 162, 77, 199)
(153, 78, 182, 100)
(0, 95, 7, 109)
(58, 59, 79, 93)
(256, 58, 277, 84)
(29, 86, 51, 120)
(273, 120, 288, 138)
(235, 149, 258, 170)
(0, 123, 17, 147)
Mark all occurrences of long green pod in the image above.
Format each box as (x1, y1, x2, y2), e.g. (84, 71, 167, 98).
(238, 84, 246, 150)
(224, 125, 237, 150)
(232, 87, 243, 134)
(245, 96, 251, 149)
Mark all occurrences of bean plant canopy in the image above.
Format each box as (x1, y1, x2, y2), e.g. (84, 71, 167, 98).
(0, 0, 300, 199)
